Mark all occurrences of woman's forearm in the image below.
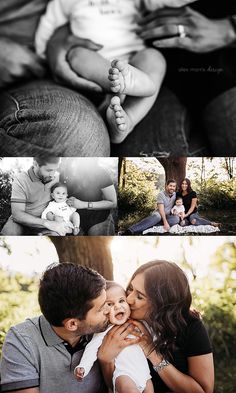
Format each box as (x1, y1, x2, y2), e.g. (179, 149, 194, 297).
(148, 352, 212, 393)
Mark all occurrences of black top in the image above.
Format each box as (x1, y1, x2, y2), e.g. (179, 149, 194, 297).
(149, 317, 212, 393)
(163, 0, 236, 106)
(176, 190, 197, 215)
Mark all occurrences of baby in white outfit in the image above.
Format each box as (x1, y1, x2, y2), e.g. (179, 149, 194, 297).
(41, 182, 80, 235)
(35, 0, 194, 144)
(171, 196, 185, 225)
(74, 281, 153, 393)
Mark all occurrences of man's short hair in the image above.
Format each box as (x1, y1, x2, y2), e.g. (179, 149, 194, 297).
(34, 157, 61, 167)
(38, 263, 105, 326)
(166, 179, 177, 186)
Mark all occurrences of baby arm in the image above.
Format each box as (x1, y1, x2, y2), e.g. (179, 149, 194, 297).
(74, 329, 110, 381)
(35, 0, 70, 58)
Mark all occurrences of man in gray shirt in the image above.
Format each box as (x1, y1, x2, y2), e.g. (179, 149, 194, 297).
(0, 263, 111, 393)
(127, 179, 179, 234)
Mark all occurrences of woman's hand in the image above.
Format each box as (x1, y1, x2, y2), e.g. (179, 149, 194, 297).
(139, 7, 236, 53)
(129, 320, 156, 358)
(0, 37, 45, 88)
(98, 322, 141, 364)
(46, 24, 103, 92)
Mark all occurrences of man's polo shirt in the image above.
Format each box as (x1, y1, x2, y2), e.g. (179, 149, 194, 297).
(11, 167, 52, 217)
(0, 316, 106, 393)
(157, 191, 176, 215)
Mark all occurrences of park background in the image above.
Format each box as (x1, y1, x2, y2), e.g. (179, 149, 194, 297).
(0, 235, 235, 393)
(118, 157, 236, 234)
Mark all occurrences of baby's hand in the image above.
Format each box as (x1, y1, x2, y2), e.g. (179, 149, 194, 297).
(74, 366, 85, 381)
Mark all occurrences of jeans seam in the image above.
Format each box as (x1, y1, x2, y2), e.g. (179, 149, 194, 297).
(5, 95, 22, 133)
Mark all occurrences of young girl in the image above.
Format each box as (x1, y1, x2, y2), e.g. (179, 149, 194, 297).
(41, 182, 80, 235)
(35, 0, 194, 144)
(74, 281, 154, 393)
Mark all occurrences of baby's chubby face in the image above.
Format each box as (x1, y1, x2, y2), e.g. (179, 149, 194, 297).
(176, 199, 183, 206)
(106, 285, 130, 325)
(51, 186, 68, 203)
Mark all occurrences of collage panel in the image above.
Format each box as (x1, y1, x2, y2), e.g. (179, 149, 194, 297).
(118, 157, 236, 235)
(0, 236, 235, 393)
(0, 157, 118, 236)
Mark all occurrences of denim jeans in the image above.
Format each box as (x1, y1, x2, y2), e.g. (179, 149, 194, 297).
(0, 80, 109, 156)
(1, 216, 59, 236)
(203, 87, 236, 155)
(128, 211, 179, 235)
(185, 212, 211, 226)
(112, 86, 236, 157)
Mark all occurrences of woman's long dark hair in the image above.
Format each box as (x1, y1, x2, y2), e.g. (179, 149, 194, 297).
(179, 178, 192, 194)
(129, 260, 199, 358)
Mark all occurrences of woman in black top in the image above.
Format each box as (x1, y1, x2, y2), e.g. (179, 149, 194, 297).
(99, 260, 214, 393)
(176, 178, 219, 227)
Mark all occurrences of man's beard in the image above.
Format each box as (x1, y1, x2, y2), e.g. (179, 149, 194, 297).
(77, 318, 109, 336)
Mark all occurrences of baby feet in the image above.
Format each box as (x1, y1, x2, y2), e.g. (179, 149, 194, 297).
(108, 59, 131, 95)
(106, 96, 133, 144)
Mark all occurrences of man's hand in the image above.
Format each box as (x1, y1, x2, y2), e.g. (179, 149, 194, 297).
(139, 7, 236, 53)
(163, 220, 170, 231)
(67, 196, 85, 209)
(47, 24, 103, 92)
(44, 220, 73, 235)
(145, 0, 196, 11)
(0, 37, 45, 88)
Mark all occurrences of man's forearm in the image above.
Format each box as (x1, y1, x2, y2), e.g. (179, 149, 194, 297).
(158, 204, 167, 223)
(12, 211, 49, 228)
(74, 200, 116, 210)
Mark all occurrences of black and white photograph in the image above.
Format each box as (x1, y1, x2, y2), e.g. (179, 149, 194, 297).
(0, 157, 118, 236)
(0, 0, 235, 156)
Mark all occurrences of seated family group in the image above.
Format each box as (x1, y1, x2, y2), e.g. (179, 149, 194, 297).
(0, 261, 214, 393)
(1, 157, 117, 236)
(127, 178, 219, 234)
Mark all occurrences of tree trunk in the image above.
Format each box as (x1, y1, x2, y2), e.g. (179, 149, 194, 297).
(157, 157, 187, 185)
(50, 237, 113, 280)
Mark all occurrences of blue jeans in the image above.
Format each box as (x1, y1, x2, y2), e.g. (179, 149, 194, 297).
(128, 212, 179, 234)
(0, 80, 109, 156)
(185, 212, 211, 226)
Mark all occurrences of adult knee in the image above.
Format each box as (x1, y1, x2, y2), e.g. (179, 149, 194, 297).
(203, 87, 236, 155)
(0, 80, 110, 156)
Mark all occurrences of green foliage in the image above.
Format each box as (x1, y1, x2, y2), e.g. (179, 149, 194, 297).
(119, 161, 158, 221)
(0, 268, 39, 353)
(0, 169, 13, 228)
(194, 180, 236, 210)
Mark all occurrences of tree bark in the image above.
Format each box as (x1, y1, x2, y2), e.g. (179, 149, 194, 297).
(157, 157, 187, 185)
(50, 237, 113, 280)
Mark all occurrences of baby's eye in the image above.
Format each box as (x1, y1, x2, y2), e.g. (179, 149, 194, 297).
(106, 302, 113, 307)
(119, 299, 125, 303)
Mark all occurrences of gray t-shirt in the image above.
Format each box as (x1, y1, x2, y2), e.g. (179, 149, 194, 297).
(0, 316, 106, 393)
(156, 191, 176, 215)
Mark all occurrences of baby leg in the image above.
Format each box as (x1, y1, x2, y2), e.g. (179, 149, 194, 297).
(107, 48, 166, 143)
(67, 47, 111, 92)
(71, 212, 80, 235)
(115, 375, 141, 393)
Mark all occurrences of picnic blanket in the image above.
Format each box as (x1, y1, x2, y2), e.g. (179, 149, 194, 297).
(143, 224, 220, 235)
